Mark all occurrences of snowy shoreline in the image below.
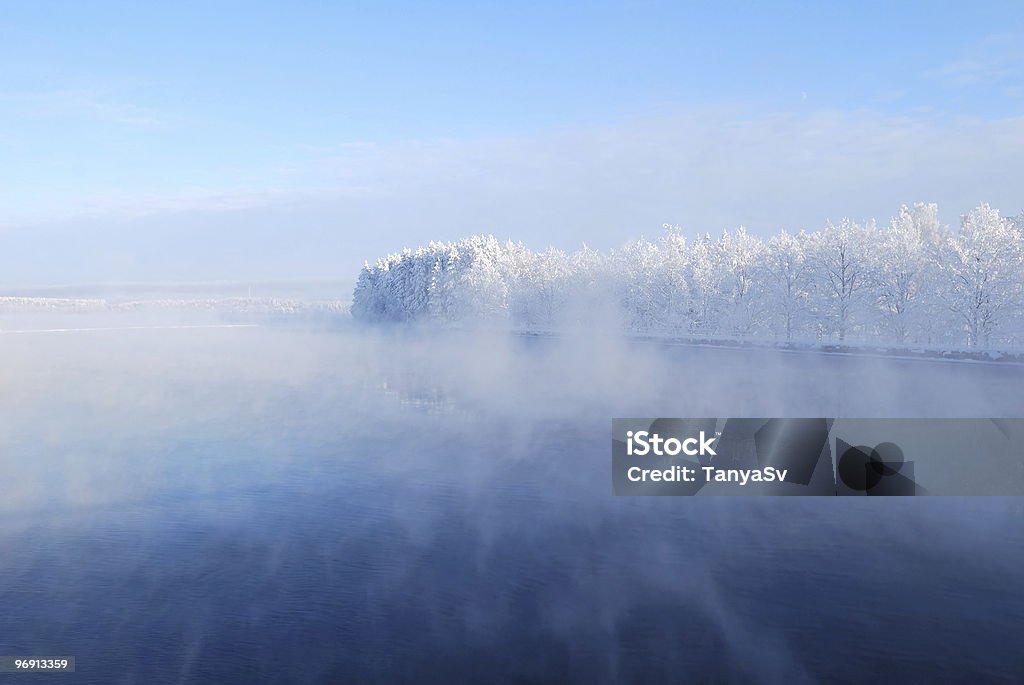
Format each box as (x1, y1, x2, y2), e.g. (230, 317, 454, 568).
(508, 328, 1024, 364)
(4, 294, 1023, 364)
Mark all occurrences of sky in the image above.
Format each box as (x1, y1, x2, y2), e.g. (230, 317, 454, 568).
(2, 0, 1023, 286)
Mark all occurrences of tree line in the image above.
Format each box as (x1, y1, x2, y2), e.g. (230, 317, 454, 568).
(352, 203, 1024, 349)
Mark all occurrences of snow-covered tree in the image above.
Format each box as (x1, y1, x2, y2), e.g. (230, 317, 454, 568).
(509, 246, 570, 329)
(762, 230, 810, 341)
(657, 227, 691, 332)
(718, 227, 766, 336)
(351, 202, 1024, 351)
(613, 239, 661, 333)
(806, 218, 874, 342)
(871, 205, 936, 343)
(940, 203, 1023, 347)
(686, 233, 725, 335)
(1008, 212, 1024, 233)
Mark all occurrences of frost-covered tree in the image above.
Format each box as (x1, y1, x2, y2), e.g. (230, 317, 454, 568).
(762, 230, 810, 341)
(425, 241, 462, 320)
(871, 205, 936, 343)
(940, 203, 1023, 347)
(510, 246, 570, 329)
(686, 233, 725, 335)
(1008, 212, 1024, 233)
(561, 244, 615, 327)
(455, 235, 514, 321)
(806, 218, 874, 342)
(352, 202, 1024, 351)
(718, 227, 766, 336)
(657, 228, 691, 332)
(613, 239, 663, 333)
(351, 260, 385, 320)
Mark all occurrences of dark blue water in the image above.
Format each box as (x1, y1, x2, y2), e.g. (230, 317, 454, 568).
(1, 327, 1022, 683)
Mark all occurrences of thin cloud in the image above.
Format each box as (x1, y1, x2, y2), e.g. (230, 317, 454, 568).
(929, 33, 1024, 88)
(0, 88, 169, 128)
(2, 106, 1023, 284)
(6, 107, 1024, 228)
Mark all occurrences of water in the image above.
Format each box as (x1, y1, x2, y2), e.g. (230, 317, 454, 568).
(1, 326, 1022, 683)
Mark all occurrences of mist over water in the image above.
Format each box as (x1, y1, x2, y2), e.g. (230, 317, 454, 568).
(1, 321, 1022, 683)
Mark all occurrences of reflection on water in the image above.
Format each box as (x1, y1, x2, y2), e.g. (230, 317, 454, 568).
(1, 326, 1023, 683)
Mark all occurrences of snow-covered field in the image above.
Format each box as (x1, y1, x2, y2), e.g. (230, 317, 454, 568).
(0, 295, 348, 316)
(0, 295, 350, 335)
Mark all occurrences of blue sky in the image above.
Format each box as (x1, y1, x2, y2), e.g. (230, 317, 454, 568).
(2, 1, 1023, 285)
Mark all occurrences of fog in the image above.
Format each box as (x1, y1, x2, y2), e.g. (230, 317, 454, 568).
(4, 315, 1023, 520)
(1, 315, 1023, 682)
